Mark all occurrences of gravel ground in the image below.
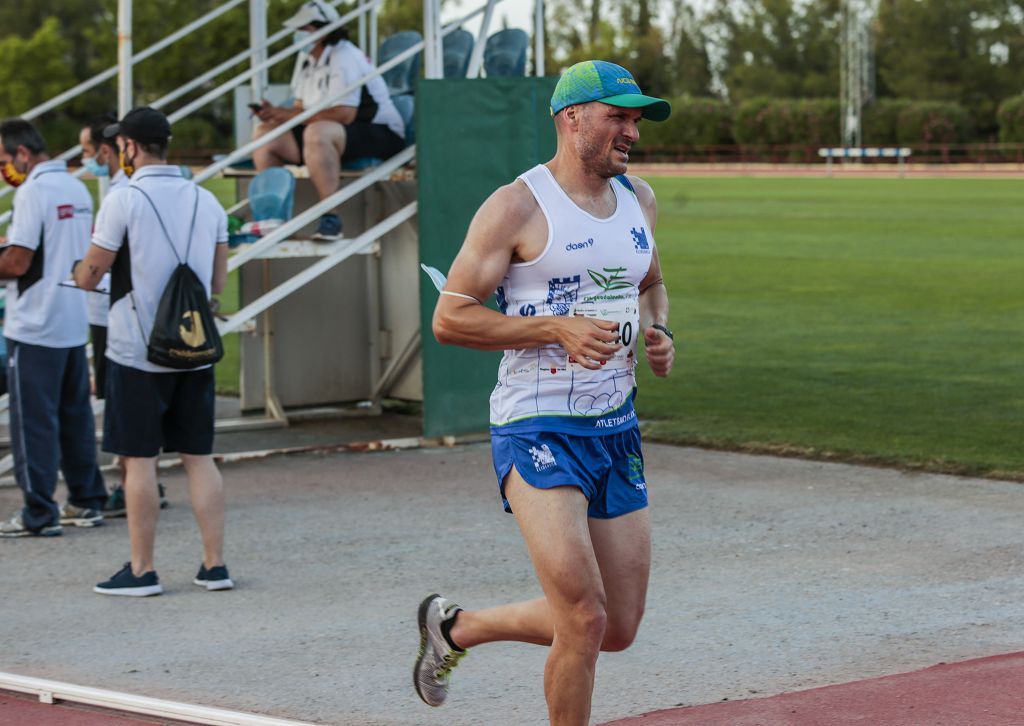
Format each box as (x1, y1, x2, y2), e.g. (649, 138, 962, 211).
(2, 443, 1023, 725)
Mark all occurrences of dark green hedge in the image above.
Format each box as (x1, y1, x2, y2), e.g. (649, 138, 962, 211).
(732, 98, 840, 146)
(997, 96, 1024, 143)
(896, 101, 971, 144)
(637, 96, 733, 148)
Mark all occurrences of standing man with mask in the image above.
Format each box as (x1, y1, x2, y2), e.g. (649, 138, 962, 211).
(74, 107, 232, 596)
(413, 62, 675, 725)
(79, 115, 167, 518)
(0, 118, 107, 537)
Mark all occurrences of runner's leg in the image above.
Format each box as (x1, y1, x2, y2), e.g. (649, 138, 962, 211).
(451, 510, 650, 652)
(500, 467, 607, 726)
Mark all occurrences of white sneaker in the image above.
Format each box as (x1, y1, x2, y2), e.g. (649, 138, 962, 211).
(413, 593, 466, 707)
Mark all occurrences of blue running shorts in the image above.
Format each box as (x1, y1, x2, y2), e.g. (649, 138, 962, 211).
(490, 426, 648, 519)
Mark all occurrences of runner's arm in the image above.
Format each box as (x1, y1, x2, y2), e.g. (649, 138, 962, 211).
(631, 176, 674, 378)
(433, 183, 621, 370)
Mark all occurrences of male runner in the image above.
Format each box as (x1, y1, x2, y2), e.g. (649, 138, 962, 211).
(414, 61, 675, 725)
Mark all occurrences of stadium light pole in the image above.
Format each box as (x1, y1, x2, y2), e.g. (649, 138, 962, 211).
(534, 0, 545, 76)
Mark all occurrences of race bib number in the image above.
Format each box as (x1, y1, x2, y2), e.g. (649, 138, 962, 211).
(568, 297, 640, 371)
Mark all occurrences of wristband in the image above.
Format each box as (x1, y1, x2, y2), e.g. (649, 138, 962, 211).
(650, 323, 673, 341)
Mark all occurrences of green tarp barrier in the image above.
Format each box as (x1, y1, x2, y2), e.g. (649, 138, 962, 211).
(417, 76, 558, 437)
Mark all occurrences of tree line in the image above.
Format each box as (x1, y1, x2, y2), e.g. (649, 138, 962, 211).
(1, 0, 1021, 152)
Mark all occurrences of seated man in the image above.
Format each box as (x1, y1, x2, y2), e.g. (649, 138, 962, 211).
(252, 0, 406, 241)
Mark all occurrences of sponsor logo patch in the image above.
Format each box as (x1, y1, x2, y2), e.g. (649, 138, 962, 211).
(546, 275, 580, 316)
(529, 444, 557, 472)
(565, 238, 595, 252)
(631, 226, 650, 253)
(57, 204, 74, 220)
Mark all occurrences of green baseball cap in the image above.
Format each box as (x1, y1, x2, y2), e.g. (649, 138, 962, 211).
(550, 60, 671, 122)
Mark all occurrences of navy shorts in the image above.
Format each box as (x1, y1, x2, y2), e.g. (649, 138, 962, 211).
(490, 426, 648, 519)
(103, 360, 215, 457)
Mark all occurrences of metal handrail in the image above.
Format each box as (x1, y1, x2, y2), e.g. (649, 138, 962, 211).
(173, 1, 382, 139)
(195, 1, 492, 188)
(226, 145, 415, 271)
(219, 202, 417, 334)
(223, 1, 497, 217)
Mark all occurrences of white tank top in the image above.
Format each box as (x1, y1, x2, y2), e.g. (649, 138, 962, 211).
(489, 164, 655, 435)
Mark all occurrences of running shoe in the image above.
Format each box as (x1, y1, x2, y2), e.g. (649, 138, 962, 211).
(94, 563, 162, 597)
(193, 564, 234, 591)
(103, 483, 169, 518)
(58, 502, 104, 528)
(0, 513, 62, 538)
(311, 212, 343, 241)
(414, 593, 466, 707)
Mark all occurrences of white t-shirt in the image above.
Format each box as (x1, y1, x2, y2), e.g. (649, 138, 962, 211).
(86, 169, 129, 327)
(4, 159, 92, 348)
(291, 40, 405, 139)
(91, 165, 228, 373)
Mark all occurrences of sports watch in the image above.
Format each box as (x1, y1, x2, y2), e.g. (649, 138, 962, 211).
(650, 323, 674, 341)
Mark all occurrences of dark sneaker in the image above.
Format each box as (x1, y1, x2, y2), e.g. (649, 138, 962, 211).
(193, 564, 234, 591)
(414, 593, 467, 707)
(0, 514, 62, 538)
(103, 483, 169, 518)
(59, 502, 104, 528)
(311, 212, 342, 241)
(94, 563, 162, 597)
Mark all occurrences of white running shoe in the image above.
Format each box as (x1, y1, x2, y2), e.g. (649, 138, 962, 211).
(414, 593, 466, 707)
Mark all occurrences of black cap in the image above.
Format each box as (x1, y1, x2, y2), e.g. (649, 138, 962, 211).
(103, 107, 171, 145)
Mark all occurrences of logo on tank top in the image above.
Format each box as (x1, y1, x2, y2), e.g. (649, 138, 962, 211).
(587, 267, 633, 292)
(631, 227, 650, 254)
(565, 237, 594, 252)
(546, 275, 580, 316)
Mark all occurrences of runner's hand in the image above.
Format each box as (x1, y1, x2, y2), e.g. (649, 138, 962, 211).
(558, 317, 621, 370)
(644, 326, 674, 377)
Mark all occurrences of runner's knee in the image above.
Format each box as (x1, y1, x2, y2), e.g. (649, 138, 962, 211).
(558, 597, 607, 650)
(601, 607, 644, 652)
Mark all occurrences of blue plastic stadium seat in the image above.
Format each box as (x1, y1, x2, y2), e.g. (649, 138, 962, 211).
(391, 94, 415, 146)
(443, 28, 474, 78)
(249, 167, 295, 221)
(378, 31, 422, 96)
(484, 29, 529, 77)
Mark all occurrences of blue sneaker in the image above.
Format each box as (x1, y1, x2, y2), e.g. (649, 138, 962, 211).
(311, 212, 342, 241)
(193, 563, 234, 591)
(94, 563, 163, 597)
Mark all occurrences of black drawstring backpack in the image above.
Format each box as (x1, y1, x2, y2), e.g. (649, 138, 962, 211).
(130, 185, 223, 369)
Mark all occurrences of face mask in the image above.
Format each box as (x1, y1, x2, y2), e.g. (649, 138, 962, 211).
(119, 146, 135, 177)
(293, 30, 314, 55)
(83, 156, 109, 177)
(1, 159, 26, 187)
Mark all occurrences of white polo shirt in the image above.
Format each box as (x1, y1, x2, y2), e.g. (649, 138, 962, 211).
(91, 165, 227, 373)
(291, 40, 405, 139)
(86, 169, 129, 327)
(4, 159, 93, 348)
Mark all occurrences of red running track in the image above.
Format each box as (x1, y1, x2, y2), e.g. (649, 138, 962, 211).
(603, 652, 1024, 726)
(5, 653, 1023, 724)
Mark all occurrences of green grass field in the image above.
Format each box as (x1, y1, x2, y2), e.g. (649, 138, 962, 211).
(635, 177, 1024, 479)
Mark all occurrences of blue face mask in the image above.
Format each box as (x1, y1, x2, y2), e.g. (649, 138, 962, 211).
(83, 156, 108, 177)
(293, 30, 314, 55)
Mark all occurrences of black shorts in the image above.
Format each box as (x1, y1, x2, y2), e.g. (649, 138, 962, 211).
(103, 360, 215, 457)
(291, 121, 405, 164)
(90, 325, 107, 400)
